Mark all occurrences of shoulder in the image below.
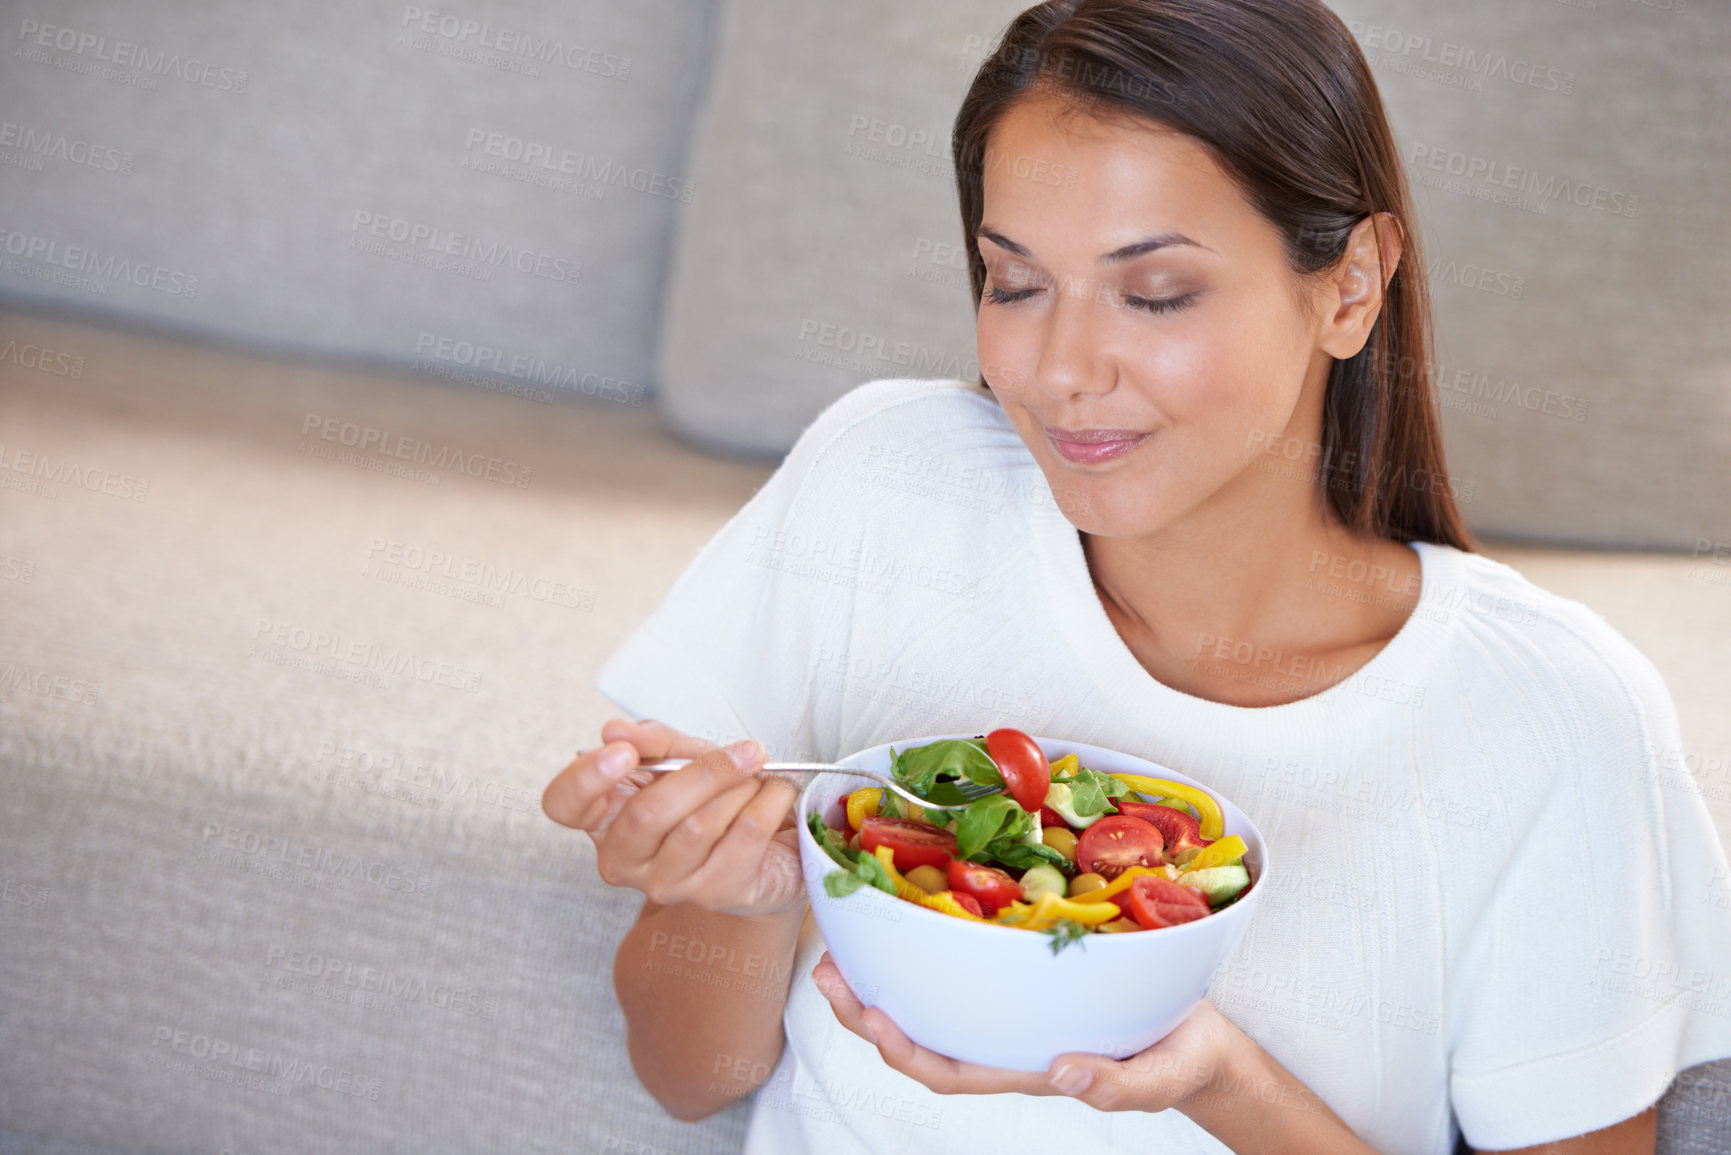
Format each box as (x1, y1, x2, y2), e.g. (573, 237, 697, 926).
(1420, 544, 1678, 766)
(785, 376, 1015, 472)
(772, 376, 1039, 528)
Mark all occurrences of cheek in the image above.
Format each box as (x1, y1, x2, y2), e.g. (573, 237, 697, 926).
(1131, 300, 1310, 446)
(974, 312, 1041, 394)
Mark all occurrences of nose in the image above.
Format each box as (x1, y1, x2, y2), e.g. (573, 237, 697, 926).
(1032, 273, 1115, 402)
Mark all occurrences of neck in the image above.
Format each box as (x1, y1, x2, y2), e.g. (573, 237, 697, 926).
(1079, 433, 1419, 706)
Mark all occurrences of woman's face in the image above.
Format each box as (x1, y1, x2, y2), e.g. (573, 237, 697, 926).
(975, 91, 1333, 539)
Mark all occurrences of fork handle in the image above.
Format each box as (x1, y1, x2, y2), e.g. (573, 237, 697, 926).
(637, 759, 840, 773)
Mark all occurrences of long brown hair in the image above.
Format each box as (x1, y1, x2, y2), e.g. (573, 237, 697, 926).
(952, 0, 1474, 550)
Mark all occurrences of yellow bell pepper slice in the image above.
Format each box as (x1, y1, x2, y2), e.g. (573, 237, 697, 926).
(922, 890, 988, 921)
(1109, 773, 1226, 840)
(993, 891, 1121, 931)
(1048, 753, 1080, 778)
(845, 788, 882, 831)
(871, 847, 984, 922)
(1185, 835, 1247, 873)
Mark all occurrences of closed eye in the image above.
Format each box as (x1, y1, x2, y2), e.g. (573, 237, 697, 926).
(1123, 291, 1198, 315)
(984, 285, 1200, 314)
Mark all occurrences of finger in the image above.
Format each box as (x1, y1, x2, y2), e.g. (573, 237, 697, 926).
(811, 956, 1049, 1098)
(854, 1005, 1048, 1096)
(811, 954, 876, 1045)
(630, 776, 763, 897)
(680, 776, 803, 910)
(543, 740, 644, 830)
(1042, 1053, 1127, 1108)
(546, 712, 731, 831)
(602, 738, 767, 861)
(599, 716, 725, 762)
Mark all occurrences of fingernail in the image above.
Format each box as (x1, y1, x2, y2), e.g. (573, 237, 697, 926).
(1050, 1064, 1092, 1096)
(596, 745, 632, 778)
(725, 739, 763, 769)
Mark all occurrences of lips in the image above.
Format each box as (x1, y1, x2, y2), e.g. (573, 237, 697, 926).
(1044, 426, 1151, 465)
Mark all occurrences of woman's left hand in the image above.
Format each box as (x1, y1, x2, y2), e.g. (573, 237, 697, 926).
(811, 951, 1243, 1112)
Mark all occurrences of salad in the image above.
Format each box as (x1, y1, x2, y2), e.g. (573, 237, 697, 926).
(809, 729, 1253, 954)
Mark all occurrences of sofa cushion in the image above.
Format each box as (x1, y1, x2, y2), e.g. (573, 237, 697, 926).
(0, 0, 718, 400)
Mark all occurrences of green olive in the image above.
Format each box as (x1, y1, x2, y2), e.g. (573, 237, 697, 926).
(1041, 826, 1079, 860)
(1068, 871, 1108, 898)
(905, 865, 948, 894)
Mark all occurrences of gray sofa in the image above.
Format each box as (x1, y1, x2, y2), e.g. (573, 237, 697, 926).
(3, 0, 1728, 549)
(1, 1, 1727, 1152)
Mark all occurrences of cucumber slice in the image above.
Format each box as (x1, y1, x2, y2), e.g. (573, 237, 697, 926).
(1176, 864, 1250, 906)
(1019, 863, 1068, 902)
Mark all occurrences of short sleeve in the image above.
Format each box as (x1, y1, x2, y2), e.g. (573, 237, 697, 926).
(1446, 614, 1731, 1149)
(594, 379, 929, 761)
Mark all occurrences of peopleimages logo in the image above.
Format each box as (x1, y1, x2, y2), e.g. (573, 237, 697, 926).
(149, 1026, 380, 1099)
(461, 129, 692, 202)
(398, 6, 630, 79)
(414, 332, 645, 406)
(15, 19, 249, 92)
(249, 617, 484, 694)
(201, 820, 438, 895)
(1409, 144, 1637, 217)
(0, 338, 85, 377)
(299, 412, 532, 488)
(0, 120, 133, 174)
(1347, 20, 1575, 94)
(0, 228, 197, 296)
(0, 443, 149, 501)
(348, 211, 581, 285)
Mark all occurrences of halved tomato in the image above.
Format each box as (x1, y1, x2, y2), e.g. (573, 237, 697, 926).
(1124, 876, 1210, 930)
(858, 816, 957, 873)
(946, 891, 984, 918)
(1075, 815, 1165, 880)
(1118, 800, 1209, 857)
(945, 858, 1022, 917)
(986, 728, 1049, 814)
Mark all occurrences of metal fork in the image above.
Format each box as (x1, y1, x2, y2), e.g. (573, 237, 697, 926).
(636, 759, 998, 812)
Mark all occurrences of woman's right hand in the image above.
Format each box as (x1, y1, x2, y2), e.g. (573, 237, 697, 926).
(542, 718, 806, 918)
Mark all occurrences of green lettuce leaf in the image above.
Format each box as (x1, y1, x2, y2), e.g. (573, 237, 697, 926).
(953, 794, 1028, 861)
(1059, 768, 1125, 820)
(990, 841, 1068, 872)
(809, 810, 898, 898)
(823, 869, 865, 898)
(808, 810, 855, 870)
(890, 737, 1000, 798)
(852, 847, 898, 896)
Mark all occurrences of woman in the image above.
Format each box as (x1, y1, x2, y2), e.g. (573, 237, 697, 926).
(543, 1, 1731, 1151)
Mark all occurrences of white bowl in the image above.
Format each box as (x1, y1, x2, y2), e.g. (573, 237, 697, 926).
(797, 732, 1269, 1072)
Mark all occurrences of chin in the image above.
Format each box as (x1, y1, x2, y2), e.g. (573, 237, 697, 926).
(1040, 474, 1168, 539)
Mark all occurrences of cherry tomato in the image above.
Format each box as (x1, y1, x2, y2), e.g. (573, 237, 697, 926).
(1075, 815, 1165, 880)
(946, 891, 984, 918)
(1118, 800, 1209, 856)
(1124, 876, 1211, 930)
(986, 728, 1050, 813)
(1039, 806, 1072, 831)
(858, 816, 958, 873)
(945, 858, 1022, 917)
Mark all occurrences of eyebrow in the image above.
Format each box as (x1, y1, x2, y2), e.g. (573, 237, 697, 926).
(976, 228, 1210, 263)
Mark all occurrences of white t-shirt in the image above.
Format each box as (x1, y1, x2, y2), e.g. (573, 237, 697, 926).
(595, 376, 1731, 1154)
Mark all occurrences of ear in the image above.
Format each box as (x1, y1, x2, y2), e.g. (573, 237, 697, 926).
(1317, 211, 1403, 360)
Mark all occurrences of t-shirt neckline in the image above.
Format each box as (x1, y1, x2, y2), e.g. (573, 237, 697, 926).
(1028, 498, 1456, 731)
